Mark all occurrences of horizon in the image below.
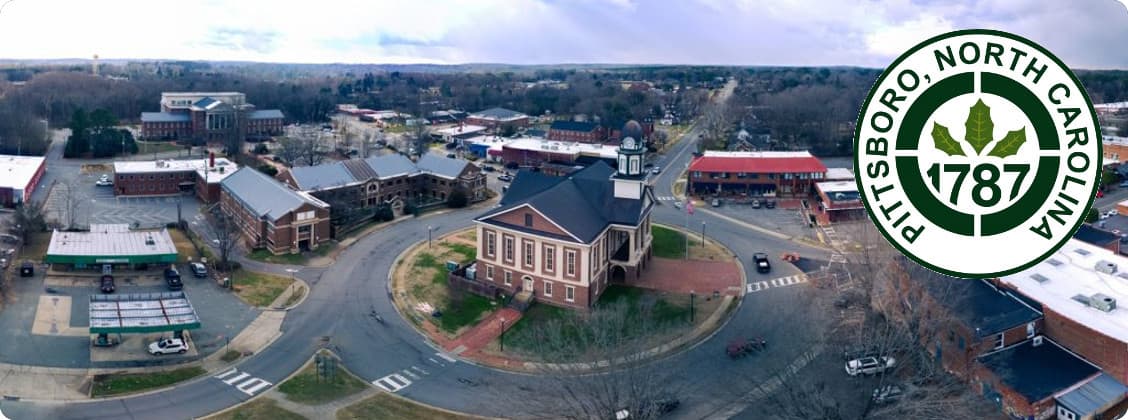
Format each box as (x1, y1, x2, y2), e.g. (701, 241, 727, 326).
(0, 0, 1126, 69)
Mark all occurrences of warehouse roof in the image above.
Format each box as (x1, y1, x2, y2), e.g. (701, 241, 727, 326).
(1057, 373, 1128, 417)
(47, 225, 177, 258)
(221, 167, 328, 222)
(0, 154, 45, 190)
(689, 151, 827, 174)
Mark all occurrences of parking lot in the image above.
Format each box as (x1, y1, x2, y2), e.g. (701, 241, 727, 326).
(0, 266, 258, 368)
(707, 197, 821, 242)
(42, 169, 202, 229)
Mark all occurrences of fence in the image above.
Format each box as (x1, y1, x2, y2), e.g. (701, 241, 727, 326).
(447, 263, 501, 300)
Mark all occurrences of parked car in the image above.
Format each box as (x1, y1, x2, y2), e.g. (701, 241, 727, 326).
(753, 253, 771, 273)
(845, 356, 896, 376)
(711, 198, 721, 207)
(100, 275, 115, 293)
(95, 174, 113, 187)
(872, 385, 904, 404)
(1107, 209, 1119, 218)
(148, 338, 189, 355)
(446, 153, 457, 159)
(651, 166, 661, 174)
(19, 261, 34, 277)
(189, 262, 208, 278)
(0, 258, 7, 269)
(673, 201, 683, 209)
(764, 199, 777, 209)
(498, 174, 514, 182)
(612, 397, 680, 419)
(165, 267, 183, 291)
(751, 199, 761, 209)
(1120, 180, 1128, 188)
(482, 165, 496, 173)
(1097, 190, 1105, 198)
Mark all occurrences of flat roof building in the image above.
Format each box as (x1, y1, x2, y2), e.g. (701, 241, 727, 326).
(0, 154, 46, 206)
(687, 151, 828, 198)
(89, 292, 201, 335)
(45, 224, 178, 268)
(113, 156, 237, 203)
(813, 180, 864, 225)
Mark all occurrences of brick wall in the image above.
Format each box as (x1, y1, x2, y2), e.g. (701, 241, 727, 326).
(1043, 307, 1128, 383)
(490, 208, 571, 238)
(115, 170, 196, 196)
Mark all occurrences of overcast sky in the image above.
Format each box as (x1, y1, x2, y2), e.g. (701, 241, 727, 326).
(0, 0, 1126, 68)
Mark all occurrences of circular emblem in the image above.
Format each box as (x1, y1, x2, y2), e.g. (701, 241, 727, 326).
(855, 29, 1102, 278)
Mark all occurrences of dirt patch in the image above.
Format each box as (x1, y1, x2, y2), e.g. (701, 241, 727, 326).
(80, 164, 112, 174)
(168, 228, 202, 263)
(392, 228, 492, 339)
(232, 270, 294, 307)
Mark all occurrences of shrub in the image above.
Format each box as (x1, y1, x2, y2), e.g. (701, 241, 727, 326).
(257, 164, 279, 177)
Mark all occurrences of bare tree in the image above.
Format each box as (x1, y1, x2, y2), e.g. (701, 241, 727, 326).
(275, 136, 303, 166)
(56, 180, 82, 230)
(410, 120, 431, 157)
(11, 201, 46, 245)
(207, 209, 240, 271)
(506, 300, 692, 420)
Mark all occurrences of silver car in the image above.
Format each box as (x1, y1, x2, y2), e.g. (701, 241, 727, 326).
(845, 356, 895, 376)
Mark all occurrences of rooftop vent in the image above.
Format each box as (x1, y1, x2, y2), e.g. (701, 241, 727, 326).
(1031, 274, 1050, 283)
(1096, 261, 1118, 274)
(1091, 293, 1117, 312)
(1076, 248, 1092, 256)
(145, 236, 155, 246)
(1046, 259, 1063, 267)
(1072, 294, 1091, 305)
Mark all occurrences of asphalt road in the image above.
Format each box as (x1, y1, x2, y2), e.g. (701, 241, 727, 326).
(4, 82, 843, 419)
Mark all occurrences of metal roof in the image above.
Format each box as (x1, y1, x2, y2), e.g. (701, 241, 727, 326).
(363, 154, 418, 179)
(416, 154, 468, 179)
(289, 162, 357, 191)
(140, 112, 191, 123)
(89, 292, 201, 334)
(221, 167, 327, 222)
(470, 107, 527, 121)
(46, 225, 178, 259)
(249, 109, 284, 120)
(1057, 373, 1128, 416)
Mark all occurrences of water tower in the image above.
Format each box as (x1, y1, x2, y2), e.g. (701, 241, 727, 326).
(92, 54, 99, 76)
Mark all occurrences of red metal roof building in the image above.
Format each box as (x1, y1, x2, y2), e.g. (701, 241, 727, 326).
(687, 151, 828, 198)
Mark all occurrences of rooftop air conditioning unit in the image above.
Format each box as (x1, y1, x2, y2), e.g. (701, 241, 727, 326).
(1032, 336, 1043, 346)
(1091, 293, 1117, 312)
(1097, 261, 1118, 274)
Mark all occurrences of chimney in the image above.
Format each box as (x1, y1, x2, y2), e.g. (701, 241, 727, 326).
(209, 152, 215, 168)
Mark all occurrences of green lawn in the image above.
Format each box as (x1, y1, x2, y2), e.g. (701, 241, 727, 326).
(277, 355, 369, 405)
(337, 393, 479, 420)
(438, 294, 496, 334)
(501, 304, 571, 352)
(446, 242, 477, 261)
(208, 398, 306, 420)
(136, 141, 184, 156)
(651, 225, 699, 258)
(233, 269, 295, 307)
(92, 367, 206, 397)
(245, 245, 335, 265)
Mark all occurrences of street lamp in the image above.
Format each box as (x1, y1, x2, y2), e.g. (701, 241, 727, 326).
(701, 221, 706, 248)
(427, 225, 433, 248)
(690, 290, 696, 323)
(285, 268, 299, 298)
(500, 317, 507, 352)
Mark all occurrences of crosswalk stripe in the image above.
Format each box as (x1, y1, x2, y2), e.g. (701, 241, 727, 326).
(214, 368, 240, 380)
(223, 372, 250, 385)
(427, 357, 443, 367)
(748, 275, 809, 293)
(236, 378, 273, 396)
(436, 352, 457, 363)
(373, 373, 412, 393)
(411, 366, 429, 375)
(403, 369, 420, 379)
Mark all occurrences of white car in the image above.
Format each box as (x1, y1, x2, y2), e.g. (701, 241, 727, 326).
(1107, 209, 1119, 218)
(845, 356, 895, 376)
(95, 175, 113, 187)
(148, 338, 189, 355)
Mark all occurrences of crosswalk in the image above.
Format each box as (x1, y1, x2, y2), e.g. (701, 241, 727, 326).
(213, 368, 273, 396)
(657, 196, 678, 202)
(746, 274, 809, 294)
(830, 253, 848, 264)
(372, 352, 458, 393)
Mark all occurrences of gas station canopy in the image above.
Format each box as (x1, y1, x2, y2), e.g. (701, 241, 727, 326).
(89, 292, 201, 334)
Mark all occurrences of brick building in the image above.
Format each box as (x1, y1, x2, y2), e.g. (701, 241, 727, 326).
(468, 135, 654, 310)
(881, 257, 1128, 419)
(547, 120, 605, 143)
(464, 107, 529, 132)
(140, 92, 284, 141)
(112, 156, 237, 203)
(219, 167, 330, 254)
(687, 151, 828, 198)
(812, 181, 864, 225)
(0, 154, 46, 207)
(278, 154, 486, 233)
(1104, 136, 1128, 166)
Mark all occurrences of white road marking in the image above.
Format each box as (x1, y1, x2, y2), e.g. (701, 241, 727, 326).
(436, 352, 457, 363)
(235, 378, 273, 396)
(222, 372, 250, 385)
(373, 373, 412, 393)
(411, 365, 429, 375)
(403, 369, 420, 380)
(214, 368, 272, 396)
(427, 357, 443, 367)
(747, 275, 808, 293)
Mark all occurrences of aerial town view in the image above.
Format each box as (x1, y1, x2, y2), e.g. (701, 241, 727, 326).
(0, 1, 1125, 419)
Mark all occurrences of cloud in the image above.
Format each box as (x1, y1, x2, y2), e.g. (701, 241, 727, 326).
(0, 0, 1123, 68)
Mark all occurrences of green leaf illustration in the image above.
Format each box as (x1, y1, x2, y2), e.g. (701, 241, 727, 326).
(986, 128, 1027, 158)
(931, 123, 965, 156)
(964, 99, 994, 155)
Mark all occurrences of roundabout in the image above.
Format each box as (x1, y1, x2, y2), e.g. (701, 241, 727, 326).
(0, 121, 840, 420)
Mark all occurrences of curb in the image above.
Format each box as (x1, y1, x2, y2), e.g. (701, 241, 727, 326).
(272, 278, 311, 311)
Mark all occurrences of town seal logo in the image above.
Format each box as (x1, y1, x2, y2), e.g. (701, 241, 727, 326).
(855, 29, 1102, 278)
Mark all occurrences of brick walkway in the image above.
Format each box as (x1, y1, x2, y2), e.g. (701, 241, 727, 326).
(445, 307, 522, 354)
(627, 257, 742, 296)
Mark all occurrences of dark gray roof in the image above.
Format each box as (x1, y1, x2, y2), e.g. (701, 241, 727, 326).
(363, 154, 418, 179)
(1074, 224, 1121, 247)
(901, 257, 1042, 337)
(1057, 373, 1128, 416)
(221, 168, 325, 222)
(478, 161, 652, 243)
(141, 112, 190, 123)
(288, 162, 356, 191)
(249, 109, 284, 120)
(416, 154, 468, 179)
(472, 107, 525, 120)
(194, 97, 219, 109)
(978, 339, 1098, 403)
(550, 120, 600, 132)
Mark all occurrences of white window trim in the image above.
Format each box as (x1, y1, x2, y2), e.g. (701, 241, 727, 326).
(504, 236, 515, 263)
(524, 241, 534, 267)
(485, 264, 494, 280)
(486, 231, 496, 257)
(994, 332, 1005, 349)
(544, 281, 553, 297)
(565, 285, 575, 302)
(566, 250, 577, 276)
(545, 246, 555, 272)
(504, 271, 512, 286)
